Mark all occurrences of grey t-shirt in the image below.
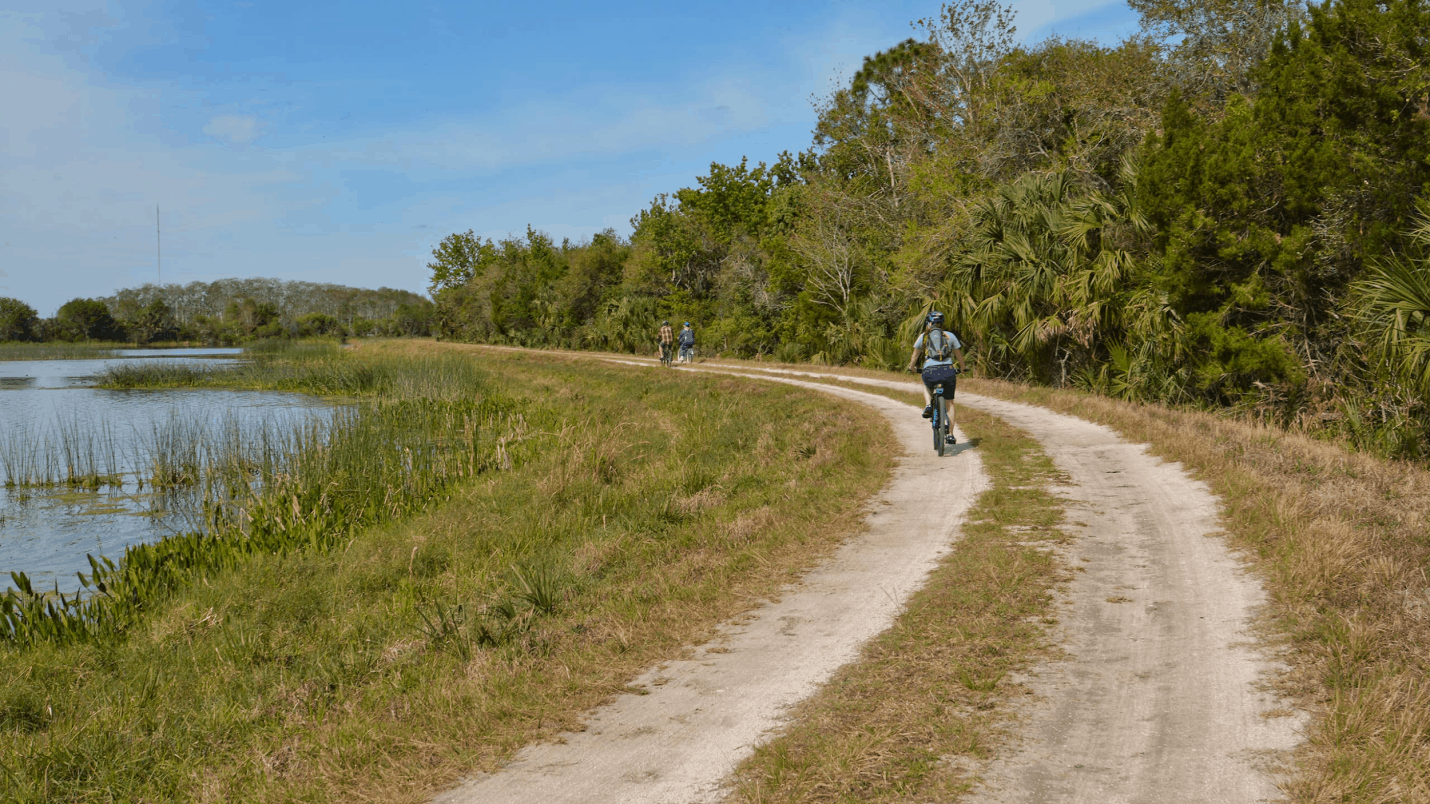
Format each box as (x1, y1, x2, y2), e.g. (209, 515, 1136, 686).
(914, 330, 963, 369)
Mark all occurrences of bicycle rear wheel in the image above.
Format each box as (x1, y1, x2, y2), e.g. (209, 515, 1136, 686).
(935, 395, 948, 456)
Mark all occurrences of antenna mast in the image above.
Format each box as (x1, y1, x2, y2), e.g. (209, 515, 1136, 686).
(156, 204, 162, 284)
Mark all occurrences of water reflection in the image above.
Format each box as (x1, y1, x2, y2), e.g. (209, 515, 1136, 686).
(0, 349, 339, 593)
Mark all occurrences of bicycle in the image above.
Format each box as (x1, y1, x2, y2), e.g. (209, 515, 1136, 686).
(659, 342, 673, 368)
(919, 365, 960, 456)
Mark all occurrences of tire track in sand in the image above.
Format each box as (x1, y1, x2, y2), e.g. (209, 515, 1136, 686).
(435, 364, 988, 804)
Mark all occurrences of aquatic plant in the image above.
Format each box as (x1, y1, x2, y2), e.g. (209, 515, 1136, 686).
(0, 416, 123, 489)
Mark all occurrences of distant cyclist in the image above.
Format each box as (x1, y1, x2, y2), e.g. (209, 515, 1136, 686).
(657, 320, 674, 366)
(678, 322, 695, 363)
(907, 310, 967, 439)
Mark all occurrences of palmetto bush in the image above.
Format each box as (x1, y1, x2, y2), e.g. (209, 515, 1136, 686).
(1339, 211, 1430, 458)
(936, 162, 1183, 394)
(1354, 214, 1430, 399)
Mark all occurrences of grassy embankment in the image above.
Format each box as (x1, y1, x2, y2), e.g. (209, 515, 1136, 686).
(0, 340, 896, 803)
(683, 354, 1430, 802)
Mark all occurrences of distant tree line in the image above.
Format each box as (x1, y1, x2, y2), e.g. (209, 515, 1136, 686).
(429, 0, 1430, 459)
(0, 278, 433, 345)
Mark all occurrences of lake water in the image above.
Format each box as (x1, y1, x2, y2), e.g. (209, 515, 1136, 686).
(0, 349, 337, 593)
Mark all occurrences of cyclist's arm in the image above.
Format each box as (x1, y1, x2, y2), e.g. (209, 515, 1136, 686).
(953, 347, 966, 374)
(906, 345, 923, 373)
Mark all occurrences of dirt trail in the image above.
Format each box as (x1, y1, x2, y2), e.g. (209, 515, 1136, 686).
(706, 364, 1307, 802)
(436, 368, 988, 804)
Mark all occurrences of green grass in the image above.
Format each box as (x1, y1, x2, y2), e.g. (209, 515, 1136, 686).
(726, 397, 1069, 803)
(0, 341, 897, 803)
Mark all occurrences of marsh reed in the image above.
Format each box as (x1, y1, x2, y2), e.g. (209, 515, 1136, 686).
(0, 416, 122, 489)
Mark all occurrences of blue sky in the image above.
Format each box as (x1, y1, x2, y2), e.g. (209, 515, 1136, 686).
(1, 0, 1140, 316)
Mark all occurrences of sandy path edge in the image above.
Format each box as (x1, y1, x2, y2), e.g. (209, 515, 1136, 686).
(434, 364, 989, 804)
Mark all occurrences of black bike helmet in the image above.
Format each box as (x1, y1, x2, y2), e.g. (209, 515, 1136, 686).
(662, 320, 669, 325)
(926, 310, 945, 327)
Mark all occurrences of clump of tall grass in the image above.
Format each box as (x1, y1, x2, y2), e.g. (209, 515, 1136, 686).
(1, 350, 537, 648)
(0, 416, 123, 489)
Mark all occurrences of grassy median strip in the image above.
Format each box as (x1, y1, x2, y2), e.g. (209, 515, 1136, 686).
(0, 341, 895, 803)
(729, 399, 1069, 803)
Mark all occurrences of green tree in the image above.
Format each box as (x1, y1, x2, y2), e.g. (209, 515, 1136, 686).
(296, 313, 341, 337)
(0, 297, 39, 342)
(55, 298, 120, 341)
(1138, 0, 1430, 400)
(123, 299, 175, 344)
(1130, 0, 1305, 107)
(426, 230, 498, 295)
(225, 298, 281, 337)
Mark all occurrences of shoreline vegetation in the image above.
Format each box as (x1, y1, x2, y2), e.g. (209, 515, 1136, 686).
(0, 339, 897, 802)
(3, 340, 526, 648)
(0, 341, 138, 361)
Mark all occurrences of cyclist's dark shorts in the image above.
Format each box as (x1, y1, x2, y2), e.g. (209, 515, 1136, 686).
(921, 364, 958, 395)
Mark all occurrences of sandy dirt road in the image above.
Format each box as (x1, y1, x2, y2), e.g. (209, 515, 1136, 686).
(703, 364, 1307, 802)
(436, 353, 1303, 803)
(436, 367, 988, 804)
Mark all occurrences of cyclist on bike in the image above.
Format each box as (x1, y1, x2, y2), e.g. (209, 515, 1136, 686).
(678, 322, 695, 363)
(657, 320, 674, 365)
(906, 310, 966, 439)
